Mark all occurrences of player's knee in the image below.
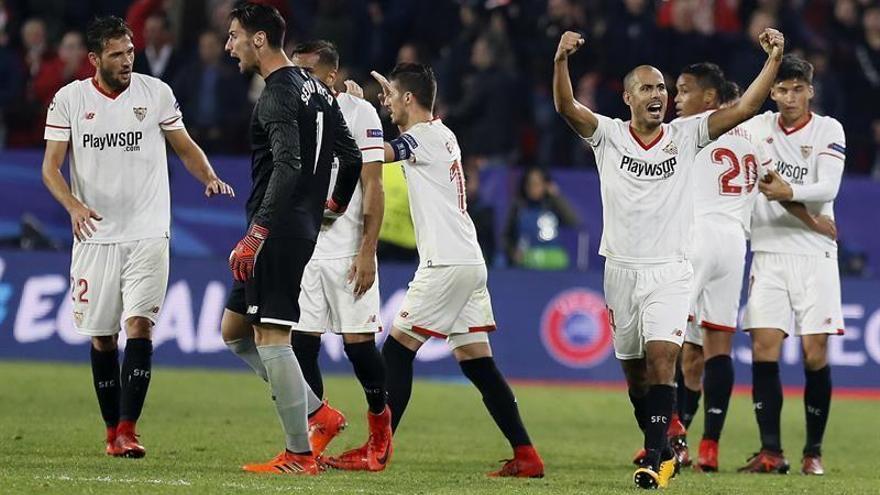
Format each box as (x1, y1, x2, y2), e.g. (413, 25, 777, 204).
(342, 333, 374, 345)
(802, 340, 828, 371)
(453, 342, 492, 361)
(221, 310, 252, 343)
(750, 329, 784, 362)
(124, 317, 152, 340)
(91, 335, 117, 352)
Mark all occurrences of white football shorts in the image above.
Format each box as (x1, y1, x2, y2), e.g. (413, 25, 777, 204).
(743, 252, 844, 337)
(604, 259, 693, 360)
(686, 221, 747, 346)
(394, 264, 495, 350)
(293, 255, 382, 334)
(69, 238, 169, 336)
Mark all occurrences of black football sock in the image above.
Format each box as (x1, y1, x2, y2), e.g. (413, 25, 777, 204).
(459, 357, 532, 448)
(628, 389, 649, 432)
(752, 361, 783, 453)
(120, 338, 152, 422)
(803, 365, 831, 456)
(90, 345, 120, 428)
(681, 386, 701, 430)
(644, 385, 675, 470)
(291, 332, 323, 399)
(702, 355, 734, 441)
(675, 364, 686, 419)
(344, 341, 387, 414)
(382, 336, 416, 432)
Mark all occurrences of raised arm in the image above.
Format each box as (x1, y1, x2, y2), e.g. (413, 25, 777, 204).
(164, 128, 234, 197)
(707, 28, 784, 140)
(553, 31, 599, 139)
(41, 140, 102, 241)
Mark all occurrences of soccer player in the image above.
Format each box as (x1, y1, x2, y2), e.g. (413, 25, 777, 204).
(738, 54, 846, 476)
(671, 64, 838, 472)
(287, 40, 392, 471)
(220, 3, 362, 475)
(41, 16, 233, 458)
(367, 64, 545, 478)
(553, 29, 784, 488)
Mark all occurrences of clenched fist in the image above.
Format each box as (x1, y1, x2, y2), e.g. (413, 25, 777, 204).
(758, 28, 785, 61)
(555, 31, 585, 63)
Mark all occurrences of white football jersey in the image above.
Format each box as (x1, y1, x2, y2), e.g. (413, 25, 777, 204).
(749, 112, 845, 255)
(585, 114, 711, 263)
(312, 92, 385, 260)
(396, 120, 483, 267)
(680, 111, 765, 234)
(45, 74, 184, 243)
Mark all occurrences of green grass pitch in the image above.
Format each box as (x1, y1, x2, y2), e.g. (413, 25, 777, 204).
(0, 361, 877, 494)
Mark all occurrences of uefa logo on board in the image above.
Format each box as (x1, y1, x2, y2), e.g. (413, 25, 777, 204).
(540, 288, 613, 368)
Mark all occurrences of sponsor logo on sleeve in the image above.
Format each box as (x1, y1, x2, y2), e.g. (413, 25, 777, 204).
(366, 128, 383, 138)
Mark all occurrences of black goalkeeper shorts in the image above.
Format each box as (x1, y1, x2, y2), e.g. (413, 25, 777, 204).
(225, 237, 316, 326)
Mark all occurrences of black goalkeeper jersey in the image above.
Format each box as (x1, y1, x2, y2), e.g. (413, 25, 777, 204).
(245, 65, 361, 240)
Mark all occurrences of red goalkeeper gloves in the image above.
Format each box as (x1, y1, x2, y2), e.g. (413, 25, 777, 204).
(229, 223, 268, 282)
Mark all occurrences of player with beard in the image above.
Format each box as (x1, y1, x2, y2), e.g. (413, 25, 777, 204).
(368, 63, 545, 478)
(553, 28, 785, 488)
(220, 3, 362, 475)
(42, 15, 233, 458)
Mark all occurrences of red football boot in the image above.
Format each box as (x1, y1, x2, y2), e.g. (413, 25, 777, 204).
(105, 425, 123, 456)
(737, 449, 790, 474)
(695, 438, 719, 472)
(488, 445, 545, 478)
(242, 450, 320, 475)
(801, 454, 825, 475)
(114, 421, 145, 458)
(323, 406, 393, 472)
(308, 400, 347, 458)
(668, 413, 691, 467)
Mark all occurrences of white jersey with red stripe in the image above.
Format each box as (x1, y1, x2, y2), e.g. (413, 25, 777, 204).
(679, 110, 764, 234)
(312, 92, 384, 259)
(749, 111, 845, 255)
(44, 73, 184, 243)
(393, 119, 483, 268)
(584, 114, 712, 263)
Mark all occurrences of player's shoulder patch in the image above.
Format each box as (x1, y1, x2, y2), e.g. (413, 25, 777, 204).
(366, 128, 383, 138)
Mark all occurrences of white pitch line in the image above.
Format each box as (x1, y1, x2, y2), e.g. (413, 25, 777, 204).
(36, 474, 192, 486)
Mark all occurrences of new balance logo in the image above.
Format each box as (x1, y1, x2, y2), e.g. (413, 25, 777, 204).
(85, 112, 96, 120)
(247, 305, 259, 314)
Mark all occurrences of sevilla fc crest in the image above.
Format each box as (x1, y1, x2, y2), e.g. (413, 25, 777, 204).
(800, 145, 813, 159)
(133, 107, 147, 121)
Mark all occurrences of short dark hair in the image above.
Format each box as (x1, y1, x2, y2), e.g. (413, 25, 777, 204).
(680, 62, 727, 96)
(719, 80, 741, 105)
(85, 16, 133, 54)
(776, 54, 813, 84)
(389, 63, 437, 111)
(229, 1, 286, 49)
(291, 39, 339, 70)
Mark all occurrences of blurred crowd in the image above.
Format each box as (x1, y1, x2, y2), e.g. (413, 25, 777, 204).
(2, 0, 880, 175)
